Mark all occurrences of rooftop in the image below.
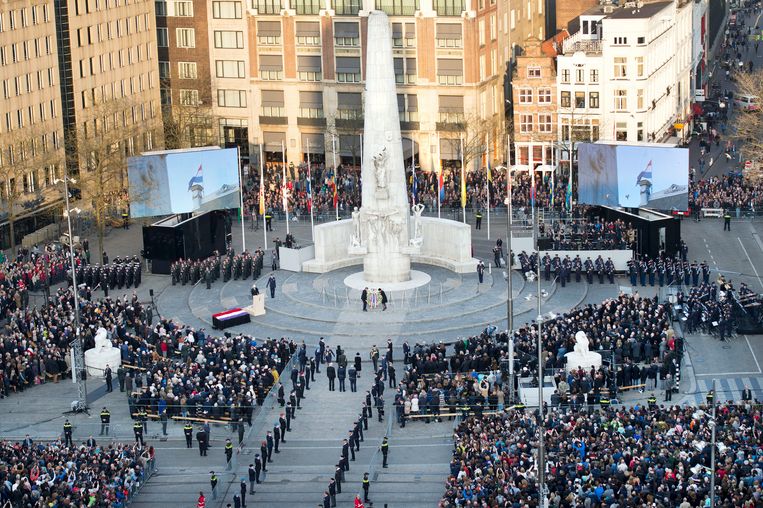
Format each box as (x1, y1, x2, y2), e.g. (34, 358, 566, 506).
(606, 1, 672, 19)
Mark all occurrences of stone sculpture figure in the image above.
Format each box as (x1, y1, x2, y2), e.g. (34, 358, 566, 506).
(564, 330, 602, 373)
(373, 146, 389, 189)
(351, 207, 362, 247)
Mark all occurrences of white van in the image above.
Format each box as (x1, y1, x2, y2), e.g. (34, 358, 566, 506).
(734, 94, 760, 111)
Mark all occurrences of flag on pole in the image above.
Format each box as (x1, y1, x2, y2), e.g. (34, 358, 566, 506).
(412, 168, 418, 200)
(258, 170, 265, 215)
(438, 163, 445, 202)
(306, 166, 312, 212)
(460, 164, 467, 209)
(282, 167, 288, 211)
(550, 173, 555, 208)
(566, 176, 573, 210)
(636, 160, 653, 184)
(332, 176, 338, 207)
(530, 169, 536, 209)
(188, 165, 203, 190)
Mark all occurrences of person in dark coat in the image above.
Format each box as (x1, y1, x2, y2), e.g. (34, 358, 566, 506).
(379, 288, 387, 311)
(326, 363, 336, 391)
(361, 287, 368, 311)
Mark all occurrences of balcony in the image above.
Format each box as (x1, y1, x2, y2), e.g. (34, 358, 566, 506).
(562, 31, 602, 54)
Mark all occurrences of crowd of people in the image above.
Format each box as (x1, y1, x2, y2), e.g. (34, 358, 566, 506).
(689, 173, 763, 211)
(440, 402, 763, 507)
(0, 438, 155, 507)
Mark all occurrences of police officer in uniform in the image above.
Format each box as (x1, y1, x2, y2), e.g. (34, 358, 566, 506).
(628, 260, 637, 286)
(584, 257, 594, 284)
(133, 420, 144, 446)
(100, 407, 111, 436)
(605, 257, 615, 284)
(475, 209, 483, 229)
(63, 419, 74, 447)
(380, 436, 389, 468)
(184, 422, 194, 448)
(573, 256, 582, 283)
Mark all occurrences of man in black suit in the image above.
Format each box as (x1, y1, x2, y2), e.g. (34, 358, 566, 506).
(361, 287, 368, 311)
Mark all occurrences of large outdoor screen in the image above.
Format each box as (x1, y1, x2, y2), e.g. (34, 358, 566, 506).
(128, 147, 240, 218)
(577, 143, 689, 210)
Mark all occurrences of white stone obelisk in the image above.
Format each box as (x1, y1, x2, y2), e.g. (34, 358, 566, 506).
(350, 10, 412, 283)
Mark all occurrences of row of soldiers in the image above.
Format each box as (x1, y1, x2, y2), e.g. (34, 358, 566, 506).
(77, 256, 142, 291)
(541, 254, 616, 286)
(171, 250, 265, 287)
(627, 257, 711, 287)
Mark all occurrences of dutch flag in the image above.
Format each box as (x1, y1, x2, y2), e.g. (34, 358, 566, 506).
(188, 165, 203, 190)
(636, 160, 653, 185)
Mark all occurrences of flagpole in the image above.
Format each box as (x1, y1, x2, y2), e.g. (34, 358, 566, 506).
(307, 139, 314, 241)
(531, 164, 536, 246)
(282, 141, 290, 235)
(332, 134, 339, 221)
(486, 131, 491, 240)
(259, 144, 267, 249)
(411, 136, 416, 205)
(437, 133, 441, 219)
(460, 136, 466, 224)
(237, 146, 246, 251)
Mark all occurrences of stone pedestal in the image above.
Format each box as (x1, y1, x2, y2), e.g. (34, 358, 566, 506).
(564, 351, 603, 373)
(84, 327, 121, 377)
(364, 252, 411, 283)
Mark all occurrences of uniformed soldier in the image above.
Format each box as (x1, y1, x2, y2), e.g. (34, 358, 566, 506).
(666, 262, 674, 286)
(691, 262, 700, 286)
(100, 407, 111, 436)
(362, 472, 371, 503)
(184, 422, 194, 448)
(225, 438, 234, 470)
(205, 267, 212, 289)
(647, 260, 655, 286)
(543, 254, 551, 281)
(647, 394, 657, 409)
(605, 257, 615, 284)
(584, 257, 594, 284)
(574, 256, 582, 283)
(683, 262, 691, 286)
(657, 261, 665, 287)
(595, 256, 604, 284)
(702, 261, 710, 284)
(63, 419, 74, 447)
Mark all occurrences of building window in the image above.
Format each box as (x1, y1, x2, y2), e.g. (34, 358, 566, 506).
(397, 94, 418, 122)
(159, 61, 170, 78)
(574, 91, 585, 108)
(174, 1, 194, 16)
(213, 1, 243, 18)
(537, 88, 551, 104)
(637, 121, 644, 141)
(637, 89, 644, 110)
(438, 95, 464, 123)
(294, 0, 321, 14)
(179, 89, 199, 105)
(299, 91, 324, 118)
(336, 57, 361, 83)
(178, 61, 197, 79)
(259, 55, 283, 80)
(176, 28, 195, 48)
(218, 89, 247, 108)
(433, 0, 464, 16)
(335, 22, 360, 46)
(613, 36, 627, 45)
(215, 31, 245, 49)
(590, 69, 598, 83)
(636, 56, 644, 77)
(560, 68, 570, 83)
(337, 92, 363, 119)
(519, 114, 533, 133)
(637, 36, 646, 45)
(538, 114, 552, 133)
(436, 23, 462, 48)
(437, 58, 463, 85)
(257, 21, 281, 45)
(156, 27, 168, 47)
(392, 22, 415, 47)
(216, 60, 246, 78)
(297, 56, 322, 82)
(615, 121, 627, 141)
(296, 21, 320, 45)
(560, 91, 570, 108)
(262, 90, 285, 117)
(614, 90, 627, 111)
(527, 66, 541, 78)
(376, 0, 419, 16)
(575, 68, 584, 83)
(589, 91, 599, 108)
(518, 88, 532, 104)
(155, 1, 167, 16)
(334, 0, 361, 15)
(256, 0, 281, 14)
(613, 56, 627, 79)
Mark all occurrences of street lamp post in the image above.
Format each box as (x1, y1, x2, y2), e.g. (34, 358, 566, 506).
(497, 164, 514, 402)
(535, 206, 546, 508)
(58, 176, 88, 412)
(710, 378, 717, 508)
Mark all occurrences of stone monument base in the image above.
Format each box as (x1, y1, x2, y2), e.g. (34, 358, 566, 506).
(302, 217, 478, 274)
(344, 270, 431, 291)
(564, 351, 603, 373)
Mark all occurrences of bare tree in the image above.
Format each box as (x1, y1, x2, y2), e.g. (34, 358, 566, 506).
(452, 114, 501, 171)
(0, 126, 63, 256)
(69, 97, 162, 260)
(163, 82, 217, 150)
(731, 70, 763, 183)
(327, 113, 364, 168)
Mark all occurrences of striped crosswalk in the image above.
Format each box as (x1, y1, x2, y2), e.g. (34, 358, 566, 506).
(683, 377, 763, 405)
